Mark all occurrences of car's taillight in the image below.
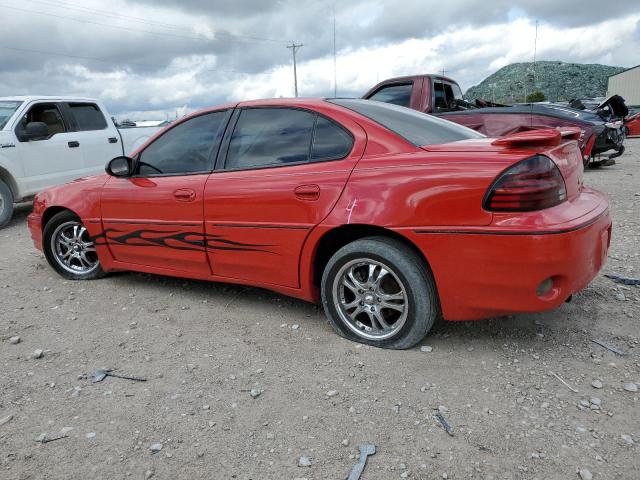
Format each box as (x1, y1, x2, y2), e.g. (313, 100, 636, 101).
(583, 134, 596, 158)
(484, 155, 567, 212)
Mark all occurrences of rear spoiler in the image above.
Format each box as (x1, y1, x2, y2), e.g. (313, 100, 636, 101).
(491, 127, 582, 147)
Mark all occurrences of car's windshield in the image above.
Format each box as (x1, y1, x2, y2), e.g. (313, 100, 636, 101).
(0, 101, 23, 129)
(330, 98, 484, 146)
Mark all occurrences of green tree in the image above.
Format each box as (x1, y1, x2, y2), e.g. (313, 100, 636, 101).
(526, 91, 547, 102)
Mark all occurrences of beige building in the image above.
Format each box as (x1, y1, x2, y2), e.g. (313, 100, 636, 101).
(608, 65, 640, 106)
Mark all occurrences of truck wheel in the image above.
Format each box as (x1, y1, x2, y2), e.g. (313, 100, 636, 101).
(42, 210, 106, 280)
(321, 236, 440, 350)
(0, 179, 14, 228)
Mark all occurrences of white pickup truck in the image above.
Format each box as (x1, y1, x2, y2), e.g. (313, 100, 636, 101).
(0, 96, 164, 226)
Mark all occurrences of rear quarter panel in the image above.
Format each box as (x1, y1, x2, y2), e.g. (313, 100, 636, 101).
(320, 150, 519, 228)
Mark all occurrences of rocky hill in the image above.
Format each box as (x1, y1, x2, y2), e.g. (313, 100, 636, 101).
(464, 61, 625, 104)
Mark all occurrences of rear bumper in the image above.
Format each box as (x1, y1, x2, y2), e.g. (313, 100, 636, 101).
(400, 189, 612, 321)
(27, 213, 43, 251)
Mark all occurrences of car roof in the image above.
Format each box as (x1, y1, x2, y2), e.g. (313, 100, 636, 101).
(0, 95, 99, 103)
(371, 74, 459, 85)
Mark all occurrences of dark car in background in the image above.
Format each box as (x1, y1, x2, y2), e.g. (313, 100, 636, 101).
(363, 75, 627, 167)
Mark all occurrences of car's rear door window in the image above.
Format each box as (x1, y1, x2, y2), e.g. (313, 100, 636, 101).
(67, 103, 108, 131)
(225, 108, 316, 169)
(137, 110, 229, 175)
(367, 83, 412, 108)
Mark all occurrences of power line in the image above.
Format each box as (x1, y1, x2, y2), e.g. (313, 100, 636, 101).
(25, 0, 198, 32)
(0, 3, 288, 45)
(286, 42, 303, 97)
(0, 44, 246, 76)
(25, 0, 288, 44)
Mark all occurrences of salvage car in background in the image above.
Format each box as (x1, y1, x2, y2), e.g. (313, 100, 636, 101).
(0, 96, 163, 227)
(363, 75, 627, 167)
(624, 109, 640, 137)
(28, 99, 611, 349)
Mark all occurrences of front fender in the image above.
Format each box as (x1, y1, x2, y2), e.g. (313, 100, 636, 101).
(35, 174, 109, 225)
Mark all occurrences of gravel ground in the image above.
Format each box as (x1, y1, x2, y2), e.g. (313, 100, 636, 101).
(1, 140, 639, 480)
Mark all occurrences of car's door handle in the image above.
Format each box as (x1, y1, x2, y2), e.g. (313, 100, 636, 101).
(294, 184, 320, 201)
(68, 141, 80, 148)
(108, 137, 118, 144)
(173, 188, 196, 202)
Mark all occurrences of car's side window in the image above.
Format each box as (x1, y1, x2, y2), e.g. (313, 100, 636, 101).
(15, 103, 66, 141)
(225, 108, 316, 170)
(368, 83, 412, 108)
(311, 116, 353, 160)
(68, 103, 108, 131)
(137, 111, 228, 176)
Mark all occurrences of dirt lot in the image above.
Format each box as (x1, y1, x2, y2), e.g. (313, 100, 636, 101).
(1, 140, 639, 480)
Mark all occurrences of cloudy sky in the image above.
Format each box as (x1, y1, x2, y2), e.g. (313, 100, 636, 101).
(1, 0, 639, 120)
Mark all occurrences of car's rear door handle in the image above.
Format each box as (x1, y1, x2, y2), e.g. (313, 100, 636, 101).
(108, 137, 118, 144)
(173, 188, 196, 202)
(294, 184, 320, 201)
(68, 141, 80, 148)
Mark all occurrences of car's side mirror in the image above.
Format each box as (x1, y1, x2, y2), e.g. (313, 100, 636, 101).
(22, 122, 49, 141)
(106, 156, 134, 177)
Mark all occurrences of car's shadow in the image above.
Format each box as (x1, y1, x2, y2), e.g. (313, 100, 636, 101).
(107, 268, 573, 349)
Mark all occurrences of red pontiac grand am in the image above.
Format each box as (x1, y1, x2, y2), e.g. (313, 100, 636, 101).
(28, 98, 612, 349)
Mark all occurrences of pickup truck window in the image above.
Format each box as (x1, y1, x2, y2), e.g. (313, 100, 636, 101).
(331, 99, 484, 146)
(434, 81, 464, 112)
(68, 103, 107, 131)
(137, 110, 228, 176)
(367, 83, 412, 108)
(15, 103, 67, 141)
(0, 101, 22, 129)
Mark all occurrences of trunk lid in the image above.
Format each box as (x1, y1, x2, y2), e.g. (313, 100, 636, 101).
(423, 129, 584, 200)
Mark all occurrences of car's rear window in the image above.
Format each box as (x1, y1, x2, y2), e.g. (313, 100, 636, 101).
(329, 98, 484, 146)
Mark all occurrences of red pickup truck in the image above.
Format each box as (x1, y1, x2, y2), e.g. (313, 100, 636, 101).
(363, 75, 626, 166)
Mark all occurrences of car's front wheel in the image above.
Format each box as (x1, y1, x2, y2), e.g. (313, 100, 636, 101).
(43, 211, 105, 280)
(321, 236, 439, 349)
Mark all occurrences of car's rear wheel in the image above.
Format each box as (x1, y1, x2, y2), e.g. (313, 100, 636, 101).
(43, 211, 105, 280)
(0, 179, 14, 228)
(321, 236, 439, 349)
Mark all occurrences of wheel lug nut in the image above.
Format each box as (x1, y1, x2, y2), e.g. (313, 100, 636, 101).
(370, 307, 375, 312)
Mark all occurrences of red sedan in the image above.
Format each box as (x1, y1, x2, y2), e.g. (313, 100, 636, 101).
(28, 99, 611, 349)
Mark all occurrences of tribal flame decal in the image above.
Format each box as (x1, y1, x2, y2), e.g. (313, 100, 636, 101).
(91, 229, 277, 254)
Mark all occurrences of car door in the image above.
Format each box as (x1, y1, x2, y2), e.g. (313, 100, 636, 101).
(61, 102, 123, 176)
(13, 102, 84, 195)
(203, 106, 365, 288)
(99, 109, 231, 275)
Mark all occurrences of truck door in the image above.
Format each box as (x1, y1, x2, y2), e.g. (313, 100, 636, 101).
(61, 102, 123, 176)
(13, 102, 84, 195)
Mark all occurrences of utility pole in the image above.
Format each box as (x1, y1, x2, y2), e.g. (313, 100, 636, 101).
(441, 68, 447, 77)
(287, 42, 303, 97)
(533, 20, 538, 90)
(333, 8, 337, 97)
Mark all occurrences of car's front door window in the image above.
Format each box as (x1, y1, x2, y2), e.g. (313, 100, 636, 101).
(137, 111, 229, 176)
(15, 103, 67, 141)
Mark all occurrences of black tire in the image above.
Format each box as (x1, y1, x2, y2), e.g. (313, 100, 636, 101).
(42, 210, 106, 280)
(0, 179, 14, 228)
(321, 236, 440, 349)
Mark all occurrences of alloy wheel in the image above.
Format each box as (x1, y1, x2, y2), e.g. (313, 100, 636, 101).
(50, 221, 100, 275)
(332, 258, 408, 340)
